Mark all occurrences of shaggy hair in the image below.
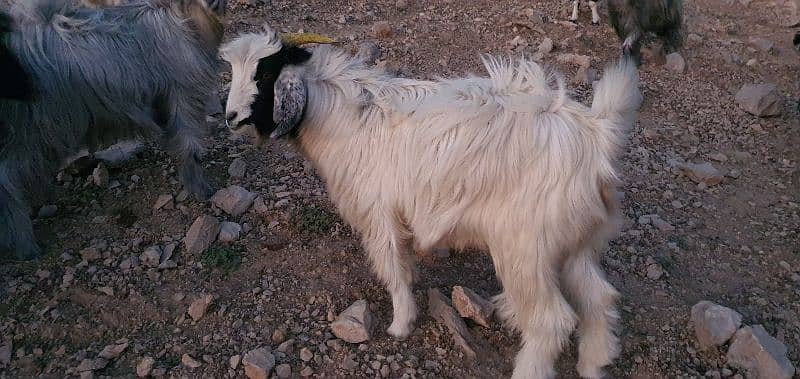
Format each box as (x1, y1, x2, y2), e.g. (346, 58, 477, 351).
(0, 0, 221, 260)
(570, 0, 601, 25)
(608, 0, 684, 64)
(222, 25, 642, 379)
(0, 10, 32, 100)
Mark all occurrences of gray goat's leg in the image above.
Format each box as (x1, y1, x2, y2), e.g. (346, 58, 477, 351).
(589, 1, 600, 24)
(570, 0, 580, 22)
(167, 105, 213, 200)
(0, 172, 40, 260)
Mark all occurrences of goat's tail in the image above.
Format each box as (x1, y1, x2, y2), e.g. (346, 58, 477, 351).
(589, 57, 642, 155)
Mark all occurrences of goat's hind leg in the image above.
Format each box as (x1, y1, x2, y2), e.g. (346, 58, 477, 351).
(164, 101, 214, 200)
(493, 243, 578, 379)
(563, 249, 620, 378)
(362, 218, 417, 339)
(0, 171, 41, 260)
(588, 1, 600, 24)
(570, 0, 581, 22)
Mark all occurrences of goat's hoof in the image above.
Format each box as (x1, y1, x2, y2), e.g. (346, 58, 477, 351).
(387, 322, 412, 340)
(569, 19, 578, 24)
(591, 21, 600, 25)
(577, 363, 607, 379)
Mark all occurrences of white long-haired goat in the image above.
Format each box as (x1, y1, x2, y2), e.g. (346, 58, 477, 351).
(221, 25, 642, 379)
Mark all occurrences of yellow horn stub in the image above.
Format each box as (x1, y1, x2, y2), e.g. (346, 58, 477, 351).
(280, 33, 336, 47)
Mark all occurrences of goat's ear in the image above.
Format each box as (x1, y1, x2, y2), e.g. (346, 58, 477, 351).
(270, 69, 307, 139)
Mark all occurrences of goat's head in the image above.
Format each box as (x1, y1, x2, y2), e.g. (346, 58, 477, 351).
(220, 25, 334, 142)
(0, 12, 34, 101)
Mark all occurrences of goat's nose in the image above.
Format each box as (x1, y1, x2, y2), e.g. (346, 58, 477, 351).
(226, 111, 238, 123)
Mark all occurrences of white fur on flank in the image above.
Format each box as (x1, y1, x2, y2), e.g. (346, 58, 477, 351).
(223, 28, 642, 379)
(219, 25, 282, 128)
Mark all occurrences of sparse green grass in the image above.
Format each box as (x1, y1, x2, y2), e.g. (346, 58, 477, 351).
(295, 204, 336, 234)
(201, 245, 242, 275)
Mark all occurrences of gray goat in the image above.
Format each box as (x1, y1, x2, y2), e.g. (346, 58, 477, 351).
(0, 0, 222, 260)
(608, 0, 684, 64)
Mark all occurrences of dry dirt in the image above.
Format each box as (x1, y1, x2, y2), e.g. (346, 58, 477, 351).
(1, 0, 799, 378)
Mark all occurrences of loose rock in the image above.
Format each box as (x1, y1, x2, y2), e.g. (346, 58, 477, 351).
(153, 194, 173, 210)
(98, 339, 128, 360)
(136, 357, 154, 377)
(451, 286, 494, 327)
(187, 294, 214, 321)
(92, 164, 109, 187)
(184, 215, 220, 254)
(331, 300, 374, 343)
(140, 246, 162, 268)
(726, 325, 795, 379)
(664, 52, 686, 73)
(37, 205, 58, 219)
(275, 363, 291, 378)
(218, 221, 242, 243)
(243, 347, 275, 379)
(181, 354, 201, 369)
(427, 288, 477, 358)
(211, 185, 257, 217)
(735, 83, 782, 117)
(556, 53, 591, 68)
(678, 161, 725, 186)
(229, 354, 241, 369)
(372, 21, 393, 39)
(690, 301, 742, 349)
(228, 158, 247, 179)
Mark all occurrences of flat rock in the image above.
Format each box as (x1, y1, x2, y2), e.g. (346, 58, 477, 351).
(735, 83, 782, 117)
(556, 53, 591, 68)
(153, 194, 174, 210)
(136, 357, 154, 377)
(691, 301, 742, 349)
(275, 363, 292, 378)
(243, 347, 275, 379)
(184, 215, 220, 254)
(229, 354, 241, 369)
(181, 354, 201, 369)
(427, 288, 477, 358)
(211, 185, 257, 217)
(664, 52, 686, 73)
(187, 294, 214, 322)
(678, 161, 725, 186)
(98, 339, 128, 360)
(228, 158, 247, 179)
(727, 325, 795, 379)
(331, 300, 374, 343)
(451, 286, 494, 327)
(218, 221, 242, 243)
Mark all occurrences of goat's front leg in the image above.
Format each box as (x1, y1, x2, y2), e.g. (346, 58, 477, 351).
(362, 219, 417, 338)
(570, 0, 581, 22)
(588, 1, 600, 24)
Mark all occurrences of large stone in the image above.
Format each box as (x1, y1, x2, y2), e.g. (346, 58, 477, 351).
(211, 186, 257, 217)
(184, 215, 220, 254)
(691, 301, 742, 349)
(664, 52, 686, 73)
(735, 84, 782, 117)
(243, 347, 275, 379)
(451, 286, 494, 327)
(187, 294, 215, 322)
(427, 288, 477, 358)
(181, 354, 201, 369)
(218, 222, 242, 243)
(726, 325, 795, 379)
(331, 300, 374, 343)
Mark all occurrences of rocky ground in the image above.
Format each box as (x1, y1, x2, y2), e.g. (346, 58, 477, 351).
(1, 0, 799, 378)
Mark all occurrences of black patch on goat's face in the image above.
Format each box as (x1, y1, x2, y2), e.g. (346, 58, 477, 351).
(0, 13, 34, 101)
(242, 46, 311, 140)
